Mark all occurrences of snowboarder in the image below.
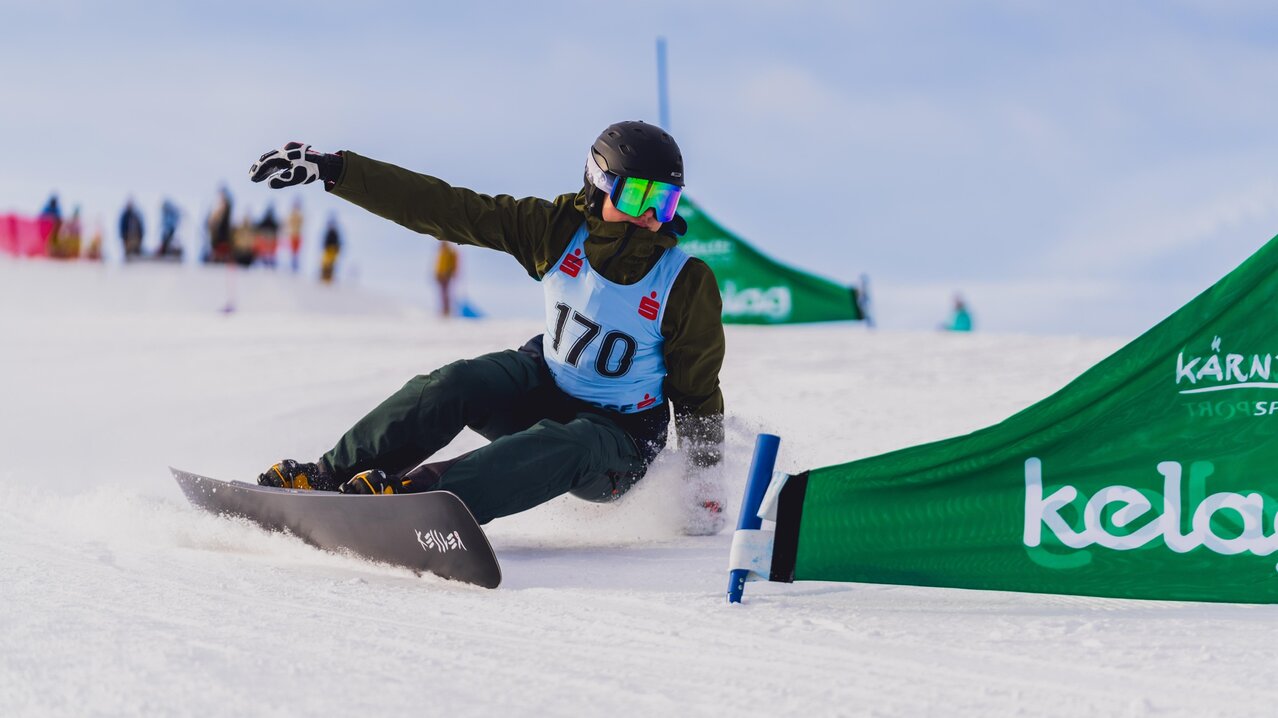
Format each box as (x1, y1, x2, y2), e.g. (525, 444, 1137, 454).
(248, 121, 726, 534)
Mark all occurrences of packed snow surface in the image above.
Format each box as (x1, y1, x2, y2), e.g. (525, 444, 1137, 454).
(3, 259, 1275, 717)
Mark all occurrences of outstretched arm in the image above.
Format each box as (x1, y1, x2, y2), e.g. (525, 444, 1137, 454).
(250, 143, 573, 278)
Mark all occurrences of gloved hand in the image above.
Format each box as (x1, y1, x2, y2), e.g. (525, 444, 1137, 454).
(249, 141, 323, 189)
(682, 470, 727, 536)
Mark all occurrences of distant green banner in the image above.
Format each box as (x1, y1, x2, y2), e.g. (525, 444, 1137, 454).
(677, 198, 864, 324)
(772, 235, 1278, 603)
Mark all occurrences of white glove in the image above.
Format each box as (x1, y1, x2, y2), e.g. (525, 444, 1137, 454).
(683, 472, 727, 536)
(249, 141, 322, 189)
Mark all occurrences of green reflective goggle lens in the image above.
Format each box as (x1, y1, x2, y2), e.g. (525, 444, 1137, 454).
(609, 176, 682, 223)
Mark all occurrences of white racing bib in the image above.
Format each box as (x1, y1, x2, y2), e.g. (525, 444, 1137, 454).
(541, 223, 690, 414)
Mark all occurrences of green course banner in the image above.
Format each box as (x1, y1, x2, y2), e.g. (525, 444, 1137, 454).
(677, 198, 864, 324)
(771, 235, 1278, 603)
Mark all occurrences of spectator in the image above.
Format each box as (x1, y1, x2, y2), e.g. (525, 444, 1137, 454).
(320, 215, 341, 283)
(434, 241, 458, 317)
(159, 199, 182, 258)
(946, 294, 973, 332)
(286, 198, 304, 272)
(254, 204, 280, 267)
(232, 212, 255, 267)
(52, 205, 83, 259)
(39, 193, 63, 256)
(40, 193, 61, 220)
(85, 218, 103, 261)
(119, 198, 144, 258)
(206, 185, 233, 263)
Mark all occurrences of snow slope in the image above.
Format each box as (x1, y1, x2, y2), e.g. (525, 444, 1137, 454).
(2, 258, 1275, 718)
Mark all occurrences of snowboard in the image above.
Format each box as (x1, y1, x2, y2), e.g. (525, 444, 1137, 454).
(171, 467, 501, 588)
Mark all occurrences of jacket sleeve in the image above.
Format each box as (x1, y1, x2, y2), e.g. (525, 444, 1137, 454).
(662, 258, 726, 468)
(328, 150, 571, 279)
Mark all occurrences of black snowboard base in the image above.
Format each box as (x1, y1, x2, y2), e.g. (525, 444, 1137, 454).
(172, 467, 501, 588)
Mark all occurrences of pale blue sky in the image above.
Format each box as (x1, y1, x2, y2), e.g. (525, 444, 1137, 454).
(5, 1, 1278, 334)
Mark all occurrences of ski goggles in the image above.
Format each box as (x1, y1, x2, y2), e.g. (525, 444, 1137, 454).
(586, 151, 683, 223)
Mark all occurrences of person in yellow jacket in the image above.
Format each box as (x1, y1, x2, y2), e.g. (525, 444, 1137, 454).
(434, 241, 458, 317)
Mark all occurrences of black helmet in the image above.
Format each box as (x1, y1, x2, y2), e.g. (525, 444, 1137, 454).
(590, 121, 684, 187)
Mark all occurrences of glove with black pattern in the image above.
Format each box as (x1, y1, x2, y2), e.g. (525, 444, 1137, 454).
(249, 141, 325, 189)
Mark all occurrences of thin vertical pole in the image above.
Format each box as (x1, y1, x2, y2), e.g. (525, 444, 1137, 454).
(727, 434, 781, 603)
(656, 37, 671, 130)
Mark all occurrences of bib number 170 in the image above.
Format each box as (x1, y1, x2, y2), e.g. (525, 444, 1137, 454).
(551, 303, 637, 378)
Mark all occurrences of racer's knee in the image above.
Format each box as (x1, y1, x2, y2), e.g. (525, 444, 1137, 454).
(419, 356, 515, 414)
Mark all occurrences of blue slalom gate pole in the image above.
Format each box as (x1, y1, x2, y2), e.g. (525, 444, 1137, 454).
(656, 37, 671, 130)
(727, 433, 780, 604)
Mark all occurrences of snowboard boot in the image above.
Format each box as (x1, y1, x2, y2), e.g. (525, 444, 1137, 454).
(339, 469, 400, 495)
(258, 459, 339, 491)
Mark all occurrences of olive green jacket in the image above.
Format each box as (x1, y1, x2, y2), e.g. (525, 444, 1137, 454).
(329, 151, 725, 464)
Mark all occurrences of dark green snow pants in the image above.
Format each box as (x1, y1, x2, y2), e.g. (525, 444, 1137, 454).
(321, 347, 649, 524)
